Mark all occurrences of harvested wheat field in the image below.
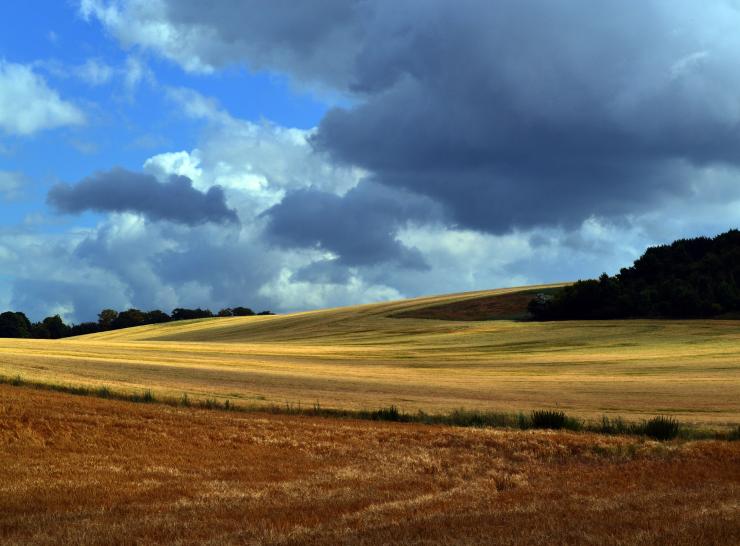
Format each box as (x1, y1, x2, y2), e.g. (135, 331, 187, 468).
(0, 285, 738, 428)
(1, 384, 739, 545)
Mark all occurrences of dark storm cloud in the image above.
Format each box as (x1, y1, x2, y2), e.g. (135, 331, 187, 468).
(47, 168, 239, 225)
(263, 181, 439, 268)
(134, 0, 740, 233)
(83, 0, 740, 277)
(310, 1, 740, 232)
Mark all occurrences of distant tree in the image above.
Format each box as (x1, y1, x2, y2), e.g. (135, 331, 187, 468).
(232, 307, 255, 316)
(257, 310, 274, 316)
(145, 310, 171, 324)
(171, 308, 213, 321)
(0, 311, 32, 338)
(30, 322, 51, 339)
(112, 309, 147, 329)
(42, 315, 70, 339)
(69, 322, 100, 336)
(217, 308, 234, 317)
(98, 309, 119, 330)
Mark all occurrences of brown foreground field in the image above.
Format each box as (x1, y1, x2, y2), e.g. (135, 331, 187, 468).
(0, 285, 738, 428)
(1, 384, 738, 545)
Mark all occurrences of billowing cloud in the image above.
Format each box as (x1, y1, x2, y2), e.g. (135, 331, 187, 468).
(47, 168, 239, 225)
(82, 0, 740, 235)
(0, 60, 84, 135)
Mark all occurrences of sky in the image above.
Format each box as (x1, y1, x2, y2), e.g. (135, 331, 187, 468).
(2, 0, 740, 322)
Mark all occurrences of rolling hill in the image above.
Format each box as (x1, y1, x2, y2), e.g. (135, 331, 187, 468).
(0, 283, 738, 427)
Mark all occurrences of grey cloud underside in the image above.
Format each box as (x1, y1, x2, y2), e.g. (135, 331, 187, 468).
(136, 0, 740, 235)
(47, 168, 239, 225)
(263, 182, 439, 269)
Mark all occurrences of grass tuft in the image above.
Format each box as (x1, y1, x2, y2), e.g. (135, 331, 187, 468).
(591, 416, 631, 435)
(370, 405, 406, 422)
(640, 416, 680, 441)
(96, 386, 112, 399)
(531, 409, 567, 429)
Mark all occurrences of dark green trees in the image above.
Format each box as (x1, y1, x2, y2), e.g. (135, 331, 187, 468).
(0, 304, 270, 338)
(530, 229, 740, 320)
(0, 312, 32, 338)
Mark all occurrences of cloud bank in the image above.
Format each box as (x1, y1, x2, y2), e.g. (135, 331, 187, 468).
(81, 1, 740, 238)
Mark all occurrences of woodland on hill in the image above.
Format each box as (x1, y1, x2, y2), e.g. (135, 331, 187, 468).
(0, 306, 273, 339)
(529, 229, 740, 320)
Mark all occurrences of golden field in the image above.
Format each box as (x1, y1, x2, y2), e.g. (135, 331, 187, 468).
(1, 384, 739, 545)
(0, 285, 738, 426)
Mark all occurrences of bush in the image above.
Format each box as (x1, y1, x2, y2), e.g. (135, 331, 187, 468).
(642, 416, 680, 440)
(531, 409, 567, 429)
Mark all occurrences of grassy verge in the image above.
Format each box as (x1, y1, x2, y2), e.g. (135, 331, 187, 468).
(2, 374, 737, 441)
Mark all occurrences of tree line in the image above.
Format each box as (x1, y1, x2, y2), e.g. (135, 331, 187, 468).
(0, 306, 274, 339)
(529, 229, 740, 320)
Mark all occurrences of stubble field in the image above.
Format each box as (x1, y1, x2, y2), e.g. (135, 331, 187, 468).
(1, 384, 739, 545)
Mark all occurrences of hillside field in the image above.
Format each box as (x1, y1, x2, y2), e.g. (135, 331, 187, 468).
(0, 284, 738, 427)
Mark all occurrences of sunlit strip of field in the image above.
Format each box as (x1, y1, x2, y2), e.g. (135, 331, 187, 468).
(0, 284, 738, 426)
(1, 385, 738, 545)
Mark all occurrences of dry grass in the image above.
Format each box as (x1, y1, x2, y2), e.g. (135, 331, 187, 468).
(0, 285, 738, 427)
(1, 384, 738, 545)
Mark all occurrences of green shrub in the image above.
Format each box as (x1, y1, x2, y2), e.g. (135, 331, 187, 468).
(531, 409, 567, 429)
(642, 416, 680, 440)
